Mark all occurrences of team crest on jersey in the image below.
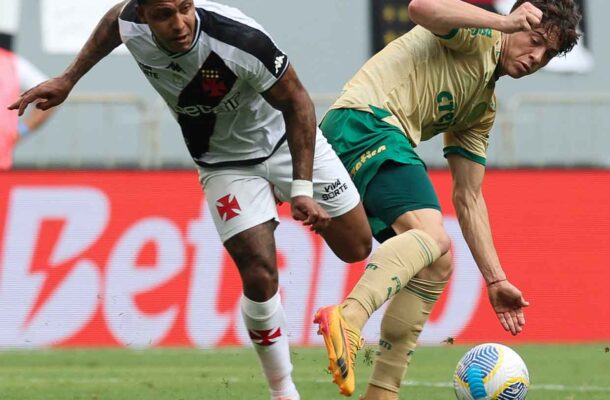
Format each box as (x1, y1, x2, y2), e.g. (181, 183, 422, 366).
(202, 69, 220, 79)
(216, 194, 241, 221)
(201, 69, 229, 98)
(202, 79, 229, 98)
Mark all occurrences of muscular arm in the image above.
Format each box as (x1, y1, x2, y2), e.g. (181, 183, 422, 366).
(63, 1, 126, 86)
(8, 1, 126, 115)
(447, 154, 505, 284)
(262, 64, 316, 181)
(408, 0, 542, 36)
(262, 65, 331, 232)
(448, 154, 529, 335)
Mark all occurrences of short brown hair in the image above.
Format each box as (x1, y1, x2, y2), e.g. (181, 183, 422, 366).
(511, 0, 582, 56)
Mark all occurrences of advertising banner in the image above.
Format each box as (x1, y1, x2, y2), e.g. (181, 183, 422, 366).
(1, 170, 609, 348)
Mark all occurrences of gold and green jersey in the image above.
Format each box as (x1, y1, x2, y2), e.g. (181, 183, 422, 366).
(331, 26, 502, 164)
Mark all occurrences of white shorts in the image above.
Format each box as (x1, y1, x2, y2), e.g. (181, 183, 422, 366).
(197, 129, 360, 242)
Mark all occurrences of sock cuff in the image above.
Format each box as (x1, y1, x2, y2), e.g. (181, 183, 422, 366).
(368, 378, 401, 394)
(405, 277, 449, 303)
(241, 291, 281, 320)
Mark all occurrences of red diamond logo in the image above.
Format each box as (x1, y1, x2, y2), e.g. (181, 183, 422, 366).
(248, 328, 282, 346)
(202, 78, 228, 97)
(216, 194, 241, 221)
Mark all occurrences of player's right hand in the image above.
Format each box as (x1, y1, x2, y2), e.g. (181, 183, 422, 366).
(291, 196, 331, 234)
(501, 2, 543, 33)
(487, 280, 530, 336)
(8, 75, 75, 116)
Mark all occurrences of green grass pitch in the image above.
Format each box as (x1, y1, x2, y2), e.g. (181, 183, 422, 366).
(0, 344, 608, 399)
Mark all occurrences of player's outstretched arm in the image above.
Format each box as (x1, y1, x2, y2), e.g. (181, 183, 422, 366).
(262, 65, 330, 233)
(8, 1, 126, 116)
(408, 0, 543, 36)
(447, 154, 529, 335)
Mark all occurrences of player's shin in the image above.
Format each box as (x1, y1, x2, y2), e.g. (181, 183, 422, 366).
(341, 229, 441, 331)
(366, 275, 449, 396)
(241, 291, 299, 399)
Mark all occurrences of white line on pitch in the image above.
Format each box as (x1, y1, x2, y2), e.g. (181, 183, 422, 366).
(313, 379, 610, 392)
(401, 380, 610, 393)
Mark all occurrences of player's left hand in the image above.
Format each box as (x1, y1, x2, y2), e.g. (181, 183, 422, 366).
(291, 196, 331, 233)
(487, 280, 530, 336)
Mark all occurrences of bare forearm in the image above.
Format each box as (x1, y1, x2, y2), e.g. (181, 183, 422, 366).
(454, 193, 506, 284)
(286, 96, 316, 180)
(262, 65, 316, 181)
(409, 0, 507, 35)
(63, 1, 125, 84)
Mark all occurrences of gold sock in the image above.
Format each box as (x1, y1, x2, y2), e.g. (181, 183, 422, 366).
(367, 276, 449, 393)
(342, 229, 441, 331)
(361, 384, 399, 400)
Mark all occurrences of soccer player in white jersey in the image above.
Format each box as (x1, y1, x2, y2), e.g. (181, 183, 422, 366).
(9, 1, 372, 399)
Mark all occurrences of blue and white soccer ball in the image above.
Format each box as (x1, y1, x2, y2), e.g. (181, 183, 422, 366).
(453, 343, 530, 400)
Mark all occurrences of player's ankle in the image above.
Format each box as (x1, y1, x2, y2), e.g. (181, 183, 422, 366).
(271, 386, 299, 400)
(340, 299, 369, 331)
(362, 383, 399, 400)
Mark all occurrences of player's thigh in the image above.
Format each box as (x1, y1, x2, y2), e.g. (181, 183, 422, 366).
(320, 202, 372, 262)
(311, 134, 372, 261)
(364, 162, 447, 247)
(269, 131, 359, 212)
(197, 166, 279, 244)
(268, 131, 371, 261)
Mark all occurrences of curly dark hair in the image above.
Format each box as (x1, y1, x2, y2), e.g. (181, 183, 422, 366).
(511, 0, 582, 56)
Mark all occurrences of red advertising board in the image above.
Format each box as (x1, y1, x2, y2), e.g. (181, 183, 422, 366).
(0, 170, 609, 348)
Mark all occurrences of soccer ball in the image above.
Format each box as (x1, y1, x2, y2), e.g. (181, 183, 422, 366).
(453, 343, 529, 400)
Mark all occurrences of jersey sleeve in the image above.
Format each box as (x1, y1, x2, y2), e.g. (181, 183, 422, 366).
(435, 28, 499, 56)
(118, 0, 147, 43)
(230, 31, 289, 93)
(443, 100, 496, 166)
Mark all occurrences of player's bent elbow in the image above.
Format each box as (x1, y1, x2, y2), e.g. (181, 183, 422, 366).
(408, 0, 437, 26)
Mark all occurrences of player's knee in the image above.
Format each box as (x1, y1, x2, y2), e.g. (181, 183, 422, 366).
(427, 227, 451, 256)
(337, 234, 372, 263)
(240, 258, 278, 301)
(429, 251, 454, 280)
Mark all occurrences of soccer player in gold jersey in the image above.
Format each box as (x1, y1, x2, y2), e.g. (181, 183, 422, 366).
(313, 0, 581, 398)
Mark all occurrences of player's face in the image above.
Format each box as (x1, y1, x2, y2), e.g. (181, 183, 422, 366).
(137, 0, 197, 53)
(501, 27, 561, 78)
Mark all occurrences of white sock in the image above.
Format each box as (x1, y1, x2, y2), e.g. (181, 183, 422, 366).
(241, 291, 299, 399)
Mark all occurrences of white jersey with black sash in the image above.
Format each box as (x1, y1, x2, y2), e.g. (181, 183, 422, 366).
(118, 0, 289, 167)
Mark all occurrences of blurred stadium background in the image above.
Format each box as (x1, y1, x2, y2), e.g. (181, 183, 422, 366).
(1, 1, 609, 399)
